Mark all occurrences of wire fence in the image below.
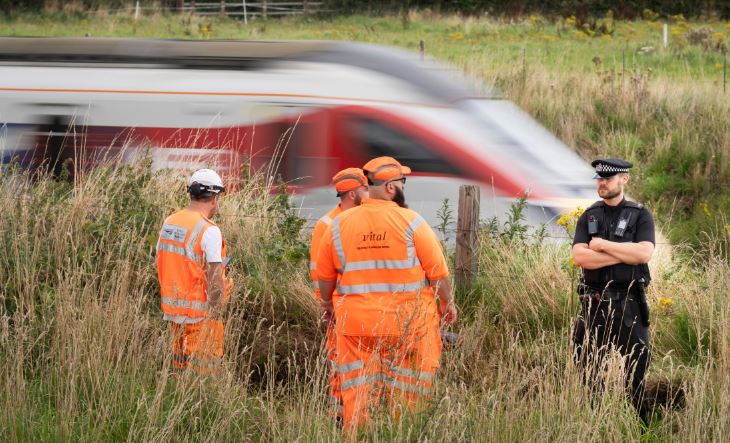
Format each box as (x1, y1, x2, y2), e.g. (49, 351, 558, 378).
(182, 1, 323, 18)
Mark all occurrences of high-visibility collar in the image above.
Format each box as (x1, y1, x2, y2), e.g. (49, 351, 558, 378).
(184, 207, 214, 222)
(360, 198, 399, 208)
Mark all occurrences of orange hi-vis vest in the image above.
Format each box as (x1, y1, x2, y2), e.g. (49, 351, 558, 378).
(309, 205, 343, 300)
(156, 208, 227, 320)
(317, 199, 450, 336)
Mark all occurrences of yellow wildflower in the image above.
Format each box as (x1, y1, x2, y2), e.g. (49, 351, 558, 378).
(702, 201, 711, 216)
(601, 34, 612, 41)
(448, 32, 465, 40)
(643, 9, 659, 21)
(657, 296, 674, 310)
(716, 63, 723, 70)
(565, 15, 577, 26)
(557, 206, 585, 235)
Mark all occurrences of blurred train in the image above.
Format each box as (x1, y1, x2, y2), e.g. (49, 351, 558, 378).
(0, 37, 596, 228)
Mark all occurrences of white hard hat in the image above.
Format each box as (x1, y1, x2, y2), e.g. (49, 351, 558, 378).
(188, 168, 225, 196)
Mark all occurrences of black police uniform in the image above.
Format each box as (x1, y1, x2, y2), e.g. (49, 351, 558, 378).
(571, 159, 655, 422)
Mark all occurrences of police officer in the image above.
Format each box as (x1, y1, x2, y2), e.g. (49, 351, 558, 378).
(571, 158, 655, 423)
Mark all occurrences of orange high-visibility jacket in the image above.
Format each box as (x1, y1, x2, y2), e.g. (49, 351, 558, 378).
(309, 205, 342, 301)
(156, 208, 227, 320)
(317, 198, 449, 336)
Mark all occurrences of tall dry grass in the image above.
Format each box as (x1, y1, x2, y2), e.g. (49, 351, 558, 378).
(468, 59, 730, 256)
(1, 156, 728, 441)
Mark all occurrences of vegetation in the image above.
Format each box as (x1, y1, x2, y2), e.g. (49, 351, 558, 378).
(1, 160, 727, 441)
(2, 1, 730, 19)
(1, 11, 729, 442)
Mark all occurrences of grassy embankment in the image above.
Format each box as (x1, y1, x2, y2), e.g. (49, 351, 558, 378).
(1, 12, 729, 441)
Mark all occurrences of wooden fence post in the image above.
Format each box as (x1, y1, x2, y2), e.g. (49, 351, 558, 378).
(262, 0, 268, 19)
(455, 185, 480, 290)
(219, 0, 226, 15)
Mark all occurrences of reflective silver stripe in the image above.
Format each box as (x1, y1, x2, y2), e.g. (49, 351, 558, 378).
(333, 173, 366, 187)
(390, 366, 434, 381)
(309, 261, 317, 270)
(338, 360, 364, 374)
(184, 218, 210, 262)
(157, 242, 187, 257)
(331, 217, 347, 269)
(173, 354, 190, 363)
(367, 164, 401, 185)
(163, 314, 204, 324)
(340, 372, 431, 395)
(160, 224, 188, 242)
(340, 373, 380, 391)
(161, 296, 209, 311)
(336, 280, 427, 295)
(345, 258, 419, 272)
(383, 377, 431, 395)
(405, 215, 425, 262)
(191, 357, 223, 369)
(319, 214, 333, 226)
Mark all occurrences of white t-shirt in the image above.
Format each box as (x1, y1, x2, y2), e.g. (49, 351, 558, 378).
(200, 225, 223, 263)
(164, 225, 223, 324)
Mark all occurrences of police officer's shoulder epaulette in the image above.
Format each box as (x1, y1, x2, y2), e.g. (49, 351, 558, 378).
(624, 200, 644, 210)
(587, 200, 605, 210)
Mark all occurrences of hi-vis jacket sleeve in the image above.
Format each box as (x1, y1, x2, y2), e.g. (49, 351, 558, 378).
(309, 219, 329, 283)
(316, 224, 338, 282)
(414, 221, 450, 281)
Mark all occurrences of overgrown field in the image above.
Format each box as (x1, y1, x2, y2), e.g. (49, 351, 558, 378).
(1, 11, 729, 442)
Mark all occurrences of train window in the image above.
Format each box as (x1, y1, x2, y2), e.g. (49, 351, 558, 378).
(347, 117, 460, 175)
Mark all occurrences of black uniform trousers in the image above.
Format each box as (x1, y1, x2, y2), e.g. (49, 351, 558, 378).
(572, 291, 650, 421)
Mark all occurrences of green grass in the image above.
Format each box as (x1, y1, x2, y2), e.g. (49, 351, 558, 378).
(2, 11, 728, 79)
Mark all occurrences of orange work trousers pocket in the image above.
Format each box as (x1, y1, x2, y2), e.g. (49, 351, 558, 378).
(170, 319, 224, 376)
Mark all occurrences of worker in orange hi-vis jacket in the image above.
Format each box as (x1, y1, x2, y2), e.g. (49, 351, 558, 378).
(156, 169, 233, 376)
(317, 156, 457, 434)
(309, 167, 369, 421)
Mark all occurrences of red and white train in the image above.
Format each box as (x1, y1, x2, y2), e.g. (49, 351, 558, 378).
(0, 37, 595, 227)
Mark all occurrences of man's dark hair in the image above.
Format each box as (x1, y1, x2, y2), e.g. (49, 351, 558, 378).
(191, 194, 216, 202)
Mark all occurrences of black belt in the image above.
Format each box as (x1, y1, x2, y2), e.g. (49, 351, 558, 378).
(579, 288, 635, 303)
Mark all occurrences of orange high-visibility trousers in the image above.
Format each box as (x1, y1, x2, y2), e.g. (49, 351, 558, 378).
(170, 319, 224, 376)
(336, 325, 441, 433)
(325, 324, 343, 417)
